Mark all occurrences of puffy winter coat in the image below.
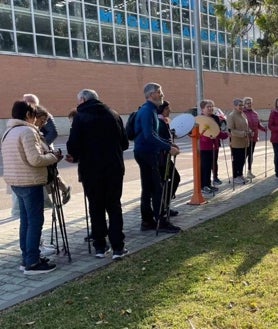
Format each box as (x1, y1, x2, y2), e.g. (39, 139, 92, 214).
(1, 119, 58, 186)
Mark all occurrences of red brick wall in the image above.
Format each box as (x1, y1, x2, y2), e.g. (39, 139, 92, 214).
(0, 54, 277, 118)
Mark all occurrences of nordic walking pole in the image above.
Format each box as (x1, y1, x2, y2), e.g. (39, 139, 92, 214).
(212, 143, 215, 197)
(265, 127, 267, 177)
(82, 184, 91, 254)
(156, 153, 171, 236)
(249, 134, 254, 183)
(222, 139, 231, 183)
(166, 155, 177, 221)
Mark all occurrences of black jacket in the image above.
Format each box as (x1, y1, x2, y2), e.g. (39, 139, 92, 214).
(67, 99, 129, 180)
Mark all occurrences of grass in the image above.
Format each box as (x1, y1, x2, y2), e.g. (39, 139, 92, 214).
(1, 192, 278, 329)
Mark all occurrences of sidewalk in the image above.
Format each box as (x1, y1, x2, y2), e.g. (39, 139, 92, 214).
(0, 141, 277, 312)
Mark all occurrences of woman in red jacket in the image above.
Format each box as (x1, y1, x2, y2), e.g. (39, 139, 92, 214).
(199, 100, 229, 194)
(268, 98, 278, 178)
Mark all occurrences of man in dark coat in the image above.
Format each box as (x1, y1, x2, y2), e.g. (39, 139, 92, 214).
(66, 89, 129, 260)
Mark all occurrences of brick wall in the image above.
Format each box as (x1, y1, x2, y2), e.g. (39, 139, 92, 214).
(0, 54, 277, 136)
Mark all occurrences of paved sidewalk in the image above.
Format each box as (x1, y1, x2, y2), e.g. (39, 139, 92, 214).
(0, 141, 277, 312)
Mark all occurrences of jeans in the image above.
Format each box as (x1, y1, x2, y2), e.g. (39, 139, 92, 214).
(11, 185, 44, 267)
(134, 151, 162, 222)
(82, 173, 125, 252)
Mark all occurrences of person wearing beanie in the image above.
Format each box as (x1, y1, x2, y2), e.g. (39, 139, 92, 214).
(227, 98, 250, 184)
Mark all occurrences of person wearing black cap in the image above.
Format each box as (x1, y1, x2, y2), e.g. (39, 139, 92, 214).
(157, 100, 180, 217)
(227, 98, 250, 184)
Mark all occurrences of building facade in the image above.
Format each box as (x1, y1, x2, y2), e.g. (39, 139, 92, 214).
(0, 0, 277, 133)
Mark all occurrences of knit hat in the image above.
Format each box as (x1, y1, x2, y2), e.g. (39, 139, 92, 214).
(233, 98, 243, 106)
(157, 100, 170, 114)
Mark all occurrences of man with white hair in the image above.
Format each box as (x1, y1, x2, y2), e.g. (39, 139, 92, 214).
(66, 89, 129, 260)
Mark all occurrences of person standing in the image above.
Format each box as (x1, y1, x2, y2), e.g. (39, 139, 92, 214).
(268, 98, 278, 178)
(157, 100, 180, 217)
(227, 99, 250, 184)
(199, 99, 228, 194)
(134, 82, 180, 233)
(66, 89, 129, 260)
(1, 101, 60, 274)
(23, 94, 71, 203)
(243, 97, 267, 179)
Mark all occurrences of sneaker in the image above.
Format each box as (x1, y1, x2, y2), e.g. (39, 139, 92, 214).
(213, 178, 222, 185)
(201, 186, 212, 194)
(247, 171, 256, 179)
(169, 209, 179, 217)
(95, 245, 111, 259)
(140, 220, 157, 231)
(62, 186, 71, 205)
(112, 248, 129, 261)
(40, 244, 56, 257)
(158, 220, 181, 234)
(24, 260, 56, 275)
(84, 233, 93, 242)
(209, 186, 219, 192)
(19, 257, 50, 271)
(239, 176, 249, 184)
(234, 177, 244, 184)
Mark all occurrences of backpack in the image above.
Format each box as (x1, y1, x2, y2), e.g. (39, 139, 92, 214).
(125, 107, 141, 141)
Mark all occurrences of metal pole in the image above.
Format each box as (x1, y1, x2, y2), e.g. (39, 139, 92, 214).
(193, 0, 204, 115)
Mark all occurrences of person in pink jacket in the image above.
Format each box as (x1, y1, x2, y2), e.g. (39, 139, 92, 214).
(268, 98, 278, 178)
(243, 97, 267, 179)
(199, 100, 229, 194)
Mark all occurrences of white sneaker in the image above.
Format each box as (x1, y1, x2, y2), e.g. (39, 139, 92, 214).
(40, 244, 56, 257)
(247, 171, 256, 179)
(234, 177, 244, 184)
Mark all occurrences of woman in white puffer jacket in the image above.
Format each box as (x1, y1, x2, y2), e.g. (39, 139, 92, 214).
(1, 101, 62, 275)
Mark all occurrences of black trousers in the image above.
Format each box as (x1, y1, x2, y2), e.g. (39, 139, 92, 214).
(200, 150, 213, 188)
(159, 158, 180, 207)
(272, 143, 278, 177)
(231, 147, 246, 178)
(134, 151, 162, 222)
(246, 141, 256, 171)
(82, 173, 125, 252)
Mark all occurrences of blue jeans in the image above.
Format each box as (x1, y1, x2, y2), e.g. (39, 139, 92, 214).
(11, 185, 44, 267)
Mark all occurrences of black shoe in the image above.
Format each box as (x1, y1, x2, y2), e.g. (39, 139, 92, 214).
(62, 186, 71, 205)
(95, 245, 111, 259)
(169, 209, 179, 217)
(20, 256, 50, 271)
(84, 233, 93, 242)
(24, 260, 56, 275)
(209, 186, 219, 192)
(159, 221, 181, 234)
(140, 220, 157, 231)
(112, 248, 129, 261)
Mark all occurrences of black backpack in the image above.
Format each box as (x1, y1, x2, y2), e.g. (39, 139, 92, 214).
(125, 107, 141, 141)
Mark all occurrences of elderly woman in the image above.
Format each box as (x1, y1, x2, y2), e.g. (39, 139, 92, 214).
(243, 96, 267, 179)
(1, 101, 61, 275)
(227, 99, 250, 184)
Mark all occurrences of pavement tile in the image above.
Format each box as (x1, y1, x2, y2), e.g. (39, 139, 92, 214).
(0, 142, 277, 311)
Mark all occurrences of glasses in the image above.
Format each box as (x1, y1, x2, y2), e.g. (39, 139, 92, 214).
(246, 102, 252, 105)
